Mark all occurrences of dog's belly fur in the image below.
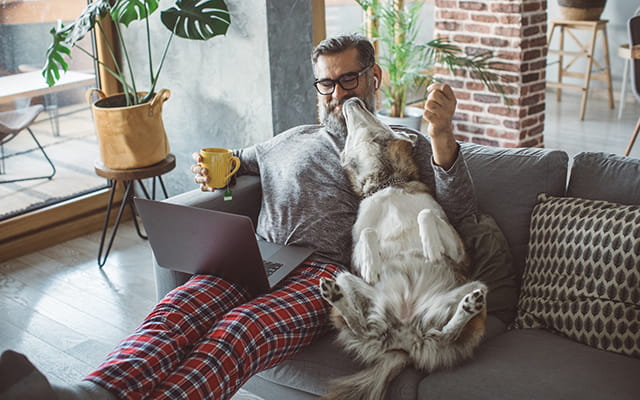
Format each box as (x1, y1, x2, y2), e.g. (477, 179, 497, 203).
(353, 186, 451, 274)
(332, 270, 485, 371)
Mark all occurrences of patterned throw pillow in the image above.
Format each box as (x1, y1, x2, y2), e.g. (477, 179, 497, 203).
(513, 193, 640, 358)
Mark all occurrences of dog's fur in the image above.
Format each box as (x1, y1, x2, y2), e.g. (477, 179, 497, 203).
(319, 97, 487, 400)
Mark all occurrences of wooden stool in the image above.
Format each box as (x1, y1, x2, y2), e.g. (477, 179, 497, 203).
(547, 19, 614, 120)
(94, 153, 176, 267)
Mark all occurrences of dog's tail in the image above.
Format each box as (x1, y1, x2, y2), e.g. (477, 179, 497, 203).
(322, 351, 409, 400)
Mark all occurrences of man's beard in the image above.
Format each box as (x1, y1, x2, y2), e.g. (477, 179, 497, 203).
(318, 89, 376, 137)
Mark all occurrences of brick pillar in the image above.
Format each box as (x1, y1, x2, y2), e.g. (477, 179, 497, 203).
(433, 0, 547, 148)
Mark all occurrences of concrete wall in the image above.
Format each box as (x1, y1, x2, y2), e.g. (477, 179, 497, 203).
(122, 0, 315, 195)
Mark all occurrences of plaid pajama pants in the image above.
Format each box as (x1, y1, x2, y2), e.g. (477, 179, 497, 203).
(85, 260, 344, 400)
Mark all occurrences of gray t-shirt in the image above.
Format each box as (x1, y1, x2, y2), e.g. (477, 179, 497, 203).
(235, 124, 477, 268)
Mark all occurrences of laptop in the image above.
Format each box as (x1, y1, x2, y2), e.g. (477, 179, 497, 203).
(134, 198, 315, 298)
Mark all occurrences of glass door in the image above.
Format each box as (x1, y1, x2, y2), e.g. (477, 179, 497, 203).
(0, 0, 106, 221)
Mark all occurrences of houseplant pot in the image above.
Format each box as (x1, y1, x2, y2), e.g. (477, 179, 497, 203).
(377, 106, 423, 130)
(42, 0, 231, 169)
(356, 0, 502, 121)
(88, 88, 171, 169)
(558, 0, 607, 21)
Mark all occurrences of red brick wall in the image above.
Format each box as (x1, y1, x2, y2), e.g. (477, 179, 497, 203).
(434, 0, 548, 148)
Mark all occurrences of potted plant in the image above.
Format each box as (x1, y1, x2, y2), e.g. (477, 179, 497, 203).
(41, 0, 231, 169)
(356, 0, 501, 128)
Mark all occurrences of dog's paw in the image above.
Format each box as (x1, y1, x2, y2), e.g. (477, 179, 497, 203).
(461, 288, 486, 316)
(319, 278, 343, 304)
(361, 265, 381, 285)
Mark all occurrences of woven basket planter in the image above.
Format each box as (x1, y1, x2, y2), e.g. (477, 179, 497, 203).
(558, 0, 607, 21)
(87, 89, 171, 170)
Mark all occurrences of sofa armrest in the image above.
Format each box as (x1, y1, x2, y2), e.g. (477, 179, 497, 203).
(162, 175, 262, 224)
(153, 175, 262, 300)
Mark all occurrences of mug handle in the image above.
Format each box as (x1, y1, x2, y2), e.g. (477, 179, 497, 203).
(225, 156, 241, 181)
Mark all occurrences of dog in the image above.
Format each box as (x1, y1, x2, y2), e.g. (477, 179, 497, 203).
(319, 97, 487, 400)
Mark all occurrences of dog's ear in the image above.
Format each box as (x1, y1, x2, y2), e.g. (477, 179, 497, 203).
(391, 130, 418, 147)
(405, 133, 418, 146)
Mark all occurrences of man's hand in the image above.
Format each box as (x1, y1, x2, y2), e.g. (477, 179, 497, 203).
(191, 152, 215, 192)
(423, 83, 458, 170)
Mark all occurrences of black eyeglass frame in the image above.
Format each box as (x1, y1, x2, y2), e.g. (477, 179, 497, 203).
(313, 64, 374, 95)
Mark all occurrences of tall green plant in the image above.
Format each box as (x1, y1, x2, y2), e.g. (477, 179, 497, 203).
(356, 0, 501, 118)
(42, 0, 231, 105)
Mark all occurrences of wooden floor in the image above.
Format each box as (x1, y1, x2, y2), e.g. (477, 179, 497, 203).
(1, 91, 638, 399)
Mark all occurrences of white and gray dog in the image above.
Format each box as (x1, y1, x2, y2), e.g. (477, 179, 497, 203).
(319, 97, 487, 400)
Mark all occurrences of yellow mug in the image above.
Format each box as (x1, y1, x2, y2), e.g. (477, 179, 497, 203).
(199, 148, 241, 189)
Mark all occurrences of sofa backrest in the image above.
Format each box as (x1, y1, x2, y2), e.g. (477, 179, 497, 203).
(567, 152, 640, 204)
(460, 143, 569, 282)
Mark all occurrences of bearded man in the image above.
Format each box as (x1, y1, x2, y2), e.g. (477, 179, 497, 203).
(0, 33, 475, 400)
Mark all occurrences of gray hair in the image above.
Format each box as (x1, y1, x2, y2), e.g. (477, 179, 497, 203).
(311, 33, 375, 69)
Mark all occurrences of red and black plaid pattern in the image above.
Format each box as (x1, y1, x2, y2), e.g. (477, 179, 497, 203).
(85, 261, 343, 400)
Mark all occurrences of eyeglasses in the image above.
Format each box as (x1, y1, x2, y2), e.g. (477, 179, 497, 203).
(313, 64, 373, 95)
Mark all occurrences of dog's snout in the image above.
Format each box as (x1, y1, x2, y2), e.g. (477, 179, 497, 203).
(342, 98, 362, 119)
(344, 97, 364, 108)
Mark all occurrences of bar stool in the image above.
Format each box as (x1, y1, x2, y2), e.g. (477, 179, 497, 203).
(94, 153, 175, 267)
(547, 19, 614, 120)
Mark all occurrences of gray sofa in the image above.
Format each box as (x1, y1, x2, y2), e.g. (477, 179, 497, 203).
(152, 142, 640, 399)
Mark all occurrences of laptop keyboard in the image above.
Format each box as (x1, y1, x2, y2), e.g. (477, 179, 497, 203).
(263, 260, 284, 276)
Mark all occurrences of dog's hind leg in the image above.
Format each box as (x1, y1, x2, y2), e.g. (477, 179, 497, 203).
(320, 272, 376, 335)
(417, 209, 466, 264)
(353, 227, 383, 284)
(426, 282, 487, 341)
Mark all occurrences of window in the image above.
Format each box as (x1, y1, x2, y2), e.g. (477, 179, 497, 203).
(0, 0, 105, 222)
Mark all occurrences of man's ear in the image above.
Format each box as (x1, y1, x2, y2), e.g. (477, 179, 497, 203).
(372, 64, 383, 90)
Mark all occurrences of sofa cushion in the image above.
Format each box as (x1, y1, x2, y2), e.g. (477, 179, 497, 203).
(251, 315, 507, 399)
(459, 213, 517, 324)
(514, 193, 640, 358)
(460, 143, 568, 281)
(418, 328, 640, 400)
(567, 152, 640, 204)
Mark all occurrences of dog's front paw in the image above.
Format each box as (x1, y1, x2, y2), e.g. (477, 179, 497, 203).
(319, 278, 343, 304)
(361, 264, 381, 285)
(461, 288, 486, 316)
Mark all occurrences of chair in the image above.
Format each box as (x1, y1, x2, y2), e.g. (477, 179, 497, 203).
(616, 7, 640, 119)
(0, 104, 56, 183)
(624, 16, 640, 157)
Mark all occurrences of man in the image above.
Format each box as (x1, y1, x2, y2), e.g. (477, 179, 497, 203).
(0, 33, 476, 400)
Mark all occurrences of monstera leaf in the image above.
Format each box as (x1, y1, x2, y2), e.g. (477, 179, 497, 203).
(161, 0, 231, 40)
(111, 0, 159, 27)
(41, 0, 231, 104)
(42, 0, 110, 87)
(67, 0, 111, 44)
(43, 25, 71, 87)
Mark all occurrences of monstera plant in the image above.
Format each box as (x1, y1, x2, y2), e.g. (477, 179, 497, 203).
(42, 0, 231, 105)
(41, 0, 232, 170)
